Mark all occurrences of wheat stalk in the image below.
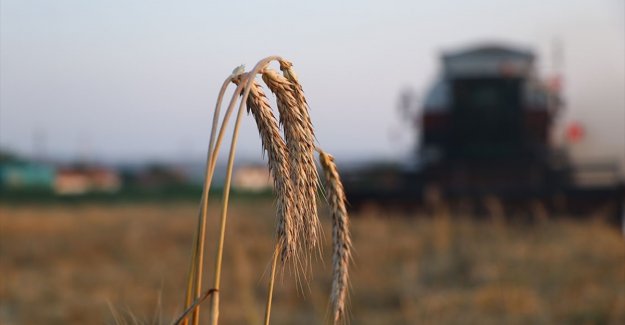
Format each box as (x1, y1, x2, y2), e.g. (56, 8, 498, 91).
(262, 68, 321, 255)
(183, 70, 245, 325)
(205, 58, 276, 325)
(176, 57, 353, 325)
(318, 149, 352, 324)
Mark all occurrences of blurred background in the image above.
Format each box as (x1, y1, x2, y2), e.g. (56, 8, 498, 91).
(1, 1, 624, 324)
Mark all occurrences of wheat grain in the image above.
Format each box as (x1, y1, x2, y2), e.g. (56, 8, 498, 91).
(262, 68, 321, 254)
(318, 149, 351, 324)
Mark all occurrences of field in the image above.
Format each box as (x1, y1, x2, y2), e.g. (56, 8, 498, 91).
(1, 200, 624, 324)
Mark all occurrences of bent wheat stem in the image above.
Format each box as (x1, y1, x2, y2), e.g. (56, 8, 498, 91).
(187, 67, 247, 325)
(185, 75, 232, 325)
(174, 289, 217, 325)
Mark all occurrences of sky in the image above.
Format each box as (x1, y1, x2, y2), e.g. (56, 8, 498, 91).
(1, 0, 623, 166)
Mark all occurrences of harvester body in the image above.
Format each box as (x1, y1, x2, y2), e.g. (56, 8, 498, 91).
(345, 44, 623, 223)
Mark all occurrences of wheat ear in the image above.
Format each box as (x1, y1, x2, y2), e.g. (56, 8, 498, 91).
(262, 68, 321, 254)
(278, 59, 322, 251)
(318, 149, 351, 324)
(233, 75, 296, 263)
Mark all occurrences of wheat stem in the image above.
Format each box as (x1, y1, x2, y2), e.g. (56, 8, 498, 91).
(185, 76, 232, 325)
(207, 94, 245, 325)
(263, 244, 280, 325)
(186, 68, 248, 325)
(208, 58, 280, 325)
(173, 289, 217, 325)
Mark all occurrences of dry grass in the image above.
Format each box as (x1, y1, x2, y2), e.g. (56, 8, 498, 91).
(1, 201, 623, 325)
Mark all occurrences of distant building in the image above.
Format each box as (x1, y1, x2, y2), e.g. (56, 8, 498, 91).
(0, 163, 55, 190)
(54, 167, 121, 195)
(129, 164, 188, 189)
(232, 165, 272, 192)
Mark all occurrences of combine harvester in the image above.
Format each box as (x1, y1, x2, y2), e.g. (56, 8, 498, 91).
(344, 43, 624, 225)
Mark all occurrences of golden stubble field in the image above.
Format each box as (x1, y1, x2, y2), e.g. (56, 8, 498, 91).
(1, 200, 624, 325)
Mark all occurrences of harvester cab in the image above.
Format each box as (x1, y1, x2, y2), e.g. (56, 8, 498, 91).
(418, 44, 565, 194)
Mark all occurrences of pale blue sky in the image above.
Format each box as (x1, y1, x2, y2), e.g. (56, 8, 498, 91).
(1, 0, 623, 165)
